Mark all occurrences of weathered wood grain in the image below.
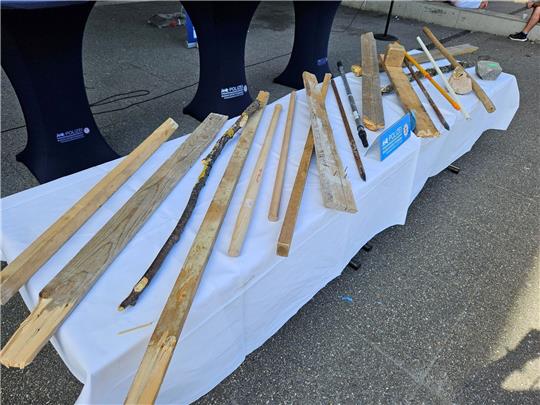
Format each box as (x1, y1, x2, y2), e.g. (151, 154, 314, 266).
(124, 91, 269, 404)
(361, 32, 385, 131)
(0, 114, 228, 369)
(303, 71, 357, 213)
(276, 77, 331, 257)
(0, 119, 178, 305)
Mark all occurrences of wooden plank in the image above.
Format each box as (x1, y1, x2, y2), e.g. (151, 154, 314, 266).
(377, 44, 479, 71)
(228, 103, 282, 256)
(303, 72, 357, 213)
(422, 27, 495, 113)
(381, 43, 439, 138)
(124, 91, 269, 404)
(268, 91, 296, 221)
(0, 114, 228, 369)
(361, 32, 385, 131)
(409, 43, 479, 66)
(276, 77, 331, 257)
(0, 119, 178, 305)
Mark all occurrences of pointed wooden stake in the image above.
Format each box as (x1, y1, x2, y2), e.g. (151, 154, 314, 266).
(124, 91, 269, 404)
(361, 32, 385, 131)
(0, 114, 228, 369)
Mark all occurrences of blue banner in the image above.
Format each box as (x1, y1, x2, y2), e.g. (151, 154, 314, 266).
(379, 112, 416, 161)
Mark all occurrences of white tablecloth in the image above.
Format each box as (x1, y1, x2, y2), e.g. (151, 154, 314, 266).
(0, 68, 518, 404)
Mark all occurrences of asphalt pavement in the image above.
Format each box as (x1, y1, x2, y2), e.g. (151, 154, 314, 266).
(1, 2, 538, 404)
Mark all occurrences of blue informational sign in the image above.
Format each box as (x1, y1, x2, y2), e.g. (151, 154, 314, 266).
(184, 11, 197, 49)
(379, 112, 416, 161)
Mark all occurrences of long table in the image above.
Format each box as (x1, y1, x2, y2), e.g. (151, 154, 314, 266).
(0, 66, 518, 403)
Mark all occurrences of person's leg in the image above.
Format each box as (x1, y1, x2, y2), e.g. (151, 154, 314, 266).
(523, 5, 540, 34)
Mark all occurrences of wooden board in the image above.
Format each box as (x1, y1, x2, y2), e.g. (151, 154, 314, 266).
(0, 119, 178, 305)
(422, 27, 495, 113)
(228, 103, 282, 256)
(124, 91, 269, 404)
(409, 43, 479, 66)
(382, 44, 439, 138)
(302, 72, 357, 213)
(268, 91, 296, 221)
(0, 113, 228, 369)
(361, 32, 385, 131)
(276, 77, 331, 257)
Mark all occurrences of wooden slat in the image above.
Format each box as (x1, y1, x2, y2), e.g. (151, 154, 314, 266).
(422, 27, 495, 113)
(268, 91, 296, 221)
(0, 119, 179, 305)
(276, 77, 331, 257)
(303, 72, 357, 213)
(361, 32, 385, 131)
(409, 43, 479, 66)
(381, 43, 439, 138)
(228, 103, 282, 256)
(0, 114, 228, 369)
(124, 91, 269, 404)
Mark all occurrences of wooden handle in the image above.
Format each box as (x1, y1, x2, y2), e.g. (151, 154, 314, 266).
(268, 91, 296, 221)
(422, 26, 496, 113)
(404, 52, 461, 111)
(228, 104, 282, 256)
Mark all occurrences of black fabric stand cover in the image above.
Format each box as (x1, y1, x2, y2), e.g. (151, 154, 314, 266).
(1, 1, 118, 183)
(274, 1, 340, 89)
(182, 1, 259, 121)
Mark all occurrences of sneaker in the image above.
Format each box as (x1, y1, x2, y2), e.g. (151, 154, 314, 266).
(508, 32, 528, 41)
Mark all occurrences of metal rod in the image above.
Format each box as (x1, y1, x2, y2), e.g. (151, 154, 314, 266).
(336, 61, 369, 148)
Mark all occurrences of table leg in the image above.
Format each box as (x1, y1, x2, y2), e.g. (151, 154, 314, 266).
(182, 1, 259, 121)
(274, 1, 340, 89)
(1, 2, 118, 183)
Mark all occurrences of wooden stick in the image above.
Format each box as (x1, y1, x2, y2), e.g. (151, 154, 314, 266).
(380, 61, 474, 95)
(422, 27, 495, 113)
(361, 32, 385, 131)
(381, 43, 439, 138)
(330, 79, 367, 181)
(0, 114, 228, 369)
(228, 104, 282, 257)
(268, 91, 296, 221)
(0, 119, 178, 305)
(303, 71, 357, 213)
(276, 75, 331, 257)
(124, 91, 269, 405)
(404, 51, 461, 111)
(119, 99, 263, 310)
(416, 36, 470, 120)
(403, 58, 450, 131)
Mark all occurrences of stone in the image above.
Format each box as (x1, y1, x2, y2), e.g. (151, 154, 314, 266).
(449, 66, 473, 95)
(476, 60, 502, 81)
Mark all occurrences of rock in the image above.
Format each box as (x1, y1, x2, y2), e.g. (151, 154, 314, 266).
(449, 66, 472, 95)
(476, 60, 502, 81)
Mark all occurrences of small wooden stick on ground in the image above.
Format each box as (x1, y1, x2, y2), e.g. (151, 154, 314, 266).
(124, 91, 269, 405)
(268, 91, 296, 221)
(331, 79, 367, 181)
(0, 119, 178, 305)
(228, 104, 282, 257)
(276, 74, 331, 257)
(118, 99, 263, 310)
